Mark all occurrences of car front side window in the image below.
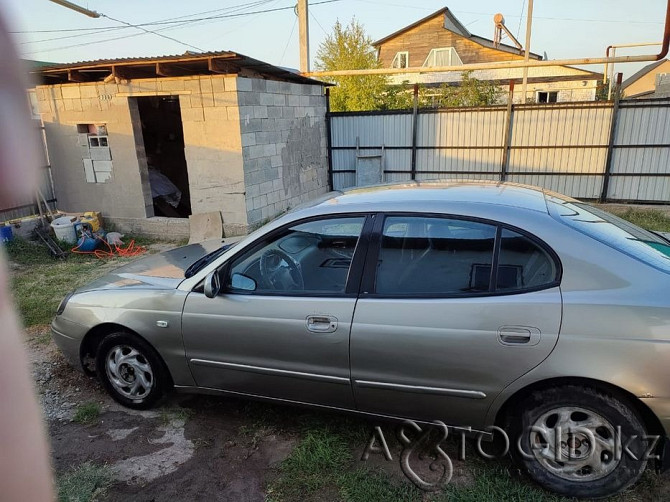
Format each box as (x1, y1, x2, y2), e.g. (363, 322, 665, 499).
(226, 216, 366, 295)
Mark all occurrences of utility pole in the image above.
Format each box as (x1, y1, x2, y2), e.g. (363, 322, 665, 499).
(298, 0, 310, 73)
(48, 0, 100, 18)
(521, 0, 533, 103)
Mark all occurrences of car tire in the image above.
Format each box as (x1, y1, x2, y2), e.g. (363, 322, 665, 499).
(508, 385, 648, 499)
(96, 332, 168, 409)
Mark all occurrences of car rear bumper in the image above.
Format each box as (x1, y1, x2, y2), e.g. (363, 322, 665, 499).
(51, 317, 85, 372)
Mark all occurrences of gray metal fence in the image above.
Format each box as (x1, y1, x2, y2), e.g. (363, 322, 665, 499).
(0, 122, 57, 222)
(328, 97, 670, 203)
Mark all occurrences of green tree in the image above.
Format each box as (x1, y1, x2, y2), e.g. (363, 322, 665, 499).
(425, 72, 503, 108)
(380, 73, 503, 110)
(596, 81, 625, 101)
(315, 19, 389, 112)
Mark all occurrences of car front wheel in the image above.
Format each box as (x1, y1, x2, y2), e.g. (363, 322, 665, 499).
(510, 385, 649, 499)
(96, 332, 167, 409)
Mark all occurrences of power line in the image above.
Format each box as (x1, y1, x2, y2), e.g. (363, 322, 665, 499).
(21, 18, 198, 55)
(100, 14, 205, 52)
(309, 11, 329, 36)
(19, 26, 126, 45)
(11, 0, 275, 34)
(20, 0, 279, 55)
(353, 0, 664, 25)
(15, 0, 342, 36)
(21, 0, 343, 56)
(123, 0, 342, 27)
(516, 0, 525, 39)
(205, 0, 284, 43)
(20, 14, 205, 55)
(280, 16, 298, 64)
(18, 0, 275, 46)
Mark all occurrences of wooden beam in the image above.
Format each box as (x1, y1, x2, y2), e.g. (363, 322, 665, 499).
(67, 70, 92, 82)
(208, 58, 240, 74)
(111, 66, 130, 82)
(156, 62, 192, 77)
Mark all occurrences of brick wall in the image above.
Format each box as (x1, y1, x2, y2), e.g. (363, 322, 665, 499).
(237, 78, 329, 227)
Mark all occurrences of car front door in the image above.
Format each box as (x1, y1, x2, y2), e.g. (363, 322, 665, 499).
(350, 214, 563, 429)
(181, 215, 370, 409)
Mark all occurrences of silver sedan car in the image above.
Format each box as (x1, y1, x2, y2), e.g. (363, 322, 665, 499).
(52, 181, 670, 498)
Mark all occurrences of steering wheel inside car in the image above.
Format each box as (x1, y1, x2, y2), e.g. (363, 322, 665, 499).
(259, 249, 304, 291)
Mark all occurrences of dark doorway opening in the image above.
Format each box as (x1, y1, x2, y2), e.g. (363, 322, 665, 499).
(136, 96, 192, 218)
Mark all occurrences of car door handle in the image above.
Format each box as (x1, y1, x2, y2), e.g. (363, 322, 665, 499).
(306, 315, 338, 333)
(498, 326, 541, 346)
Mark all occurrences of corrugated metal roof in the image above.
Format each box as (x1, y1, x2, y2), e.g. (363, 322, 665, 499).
(33, 50, 329, 86)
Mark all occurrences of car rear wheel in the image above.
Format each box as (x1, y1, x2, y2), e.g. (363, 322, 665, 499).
(509, 385, 648, 499)
(96, 332, 168, 409)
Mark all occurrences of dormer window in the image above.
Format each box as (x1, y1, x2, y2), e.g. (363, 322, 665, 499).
(391, 51, 409, 69)
(423, 47, 463, 67)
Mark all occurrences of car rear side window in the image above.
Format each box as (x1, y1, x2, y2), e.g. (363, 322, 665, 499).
(375, 216, 497, 295)
(547, 198, 670, 274)
(497, 229, 558, 291)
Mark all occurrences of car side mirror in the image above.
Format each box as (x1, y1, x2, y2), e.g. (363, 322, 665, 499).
(204, 271, 221, 298)
(231, 273, 256, 292)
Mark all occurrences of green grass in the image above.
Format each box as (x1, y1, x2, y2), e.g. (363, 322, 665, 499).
(603, 206, 670, 233)
(57, 462, 112, 502)
(439, 466, 566, 502)
(4, 236, 163, 327)
(159, 406, 194, 426)
(339, 468, 422, 502)
(72, 402, 101, 425)
(268, 420, 664, 502)
(267, 419, 424, 502)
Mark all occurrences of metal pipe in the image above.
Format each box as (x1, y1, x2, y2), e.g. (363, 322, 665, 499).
(48, 0, 100, 18)
(304, 0, 670, 78)
(601, 72, 624, 202)
(521, 0, 533, 103)
(608, 47, 616, 99)
(304, 54, 663, 77)
(604, 42, 661, 84)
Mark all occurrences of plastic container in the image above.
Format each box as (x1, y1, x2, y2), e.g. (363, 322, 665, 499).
(75, 235, 99, 252)
(80, 212, 101, 232)
(51, 216, 77, 244)
(0, 225, 13, 243)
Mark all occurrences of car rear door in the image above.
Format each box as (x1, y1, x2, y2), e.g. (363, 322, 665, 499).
(350, 214, 563, 429)
(181, 215, 371, 409)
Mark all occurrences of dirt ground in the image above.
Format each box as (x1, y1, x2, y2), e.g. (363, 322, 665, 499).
(30, 329, 299, 501)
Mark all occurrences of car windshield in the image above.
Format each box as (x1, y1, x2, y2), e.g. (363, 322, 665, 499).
(546, 197, 670, 274)
(184, 242, 236, 278)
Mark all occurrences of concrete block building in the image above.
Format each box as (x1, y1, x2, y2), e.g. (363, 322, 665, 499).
(32, 51, 330, 237)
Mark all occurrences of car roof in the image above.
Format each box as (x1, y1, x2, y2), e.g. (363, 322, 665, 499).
(308, 181, 571, 214)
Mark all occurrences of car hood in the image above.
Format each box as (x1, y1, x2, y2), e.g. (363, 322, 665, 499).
(76, 240, 227, 293)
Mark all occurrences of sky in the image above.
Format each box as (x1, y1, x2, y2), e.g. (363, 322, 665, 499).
(2, 0, 668, 79)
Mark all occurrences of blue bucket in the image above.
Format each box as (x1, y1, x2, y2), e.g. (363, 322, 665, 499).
(0, 225, 13, 243)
